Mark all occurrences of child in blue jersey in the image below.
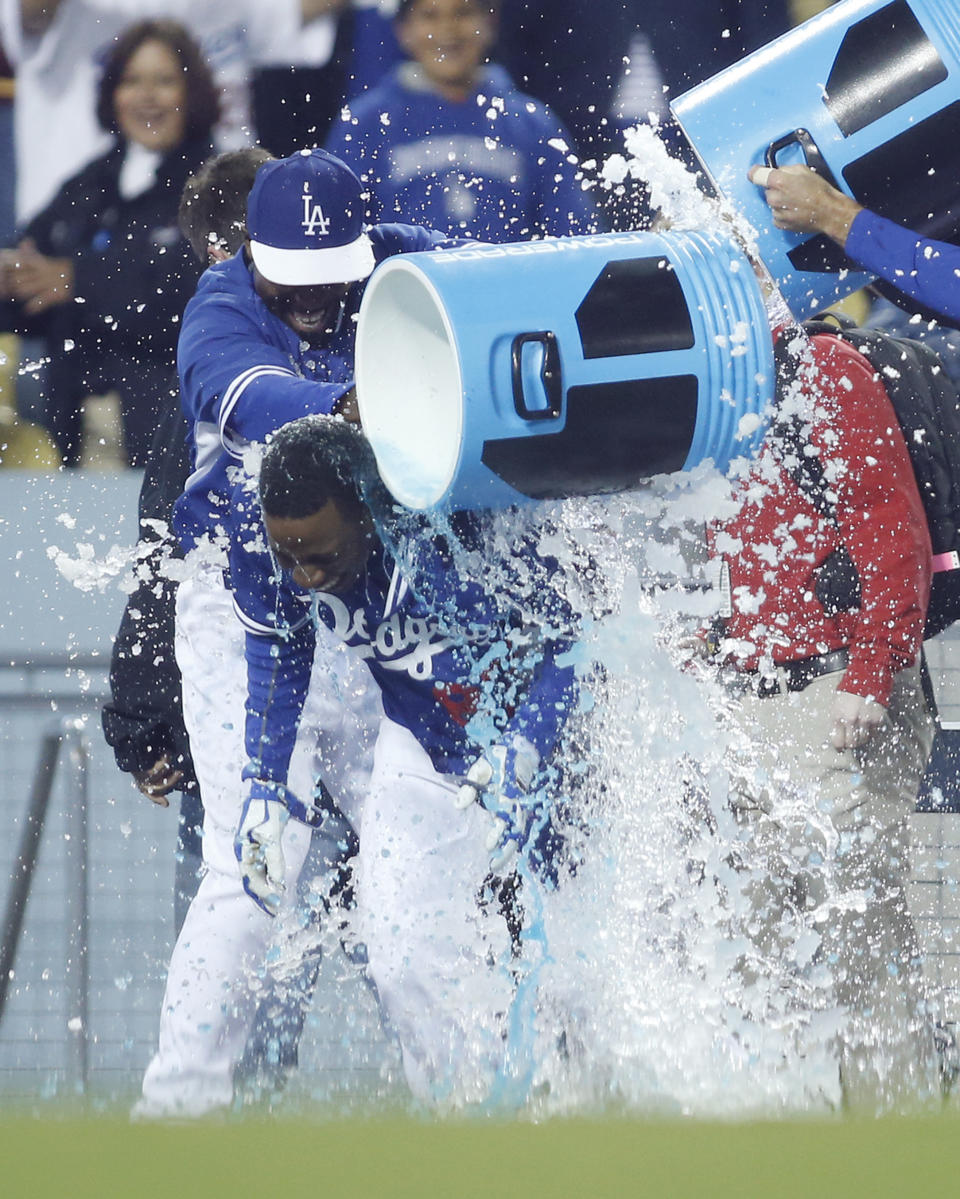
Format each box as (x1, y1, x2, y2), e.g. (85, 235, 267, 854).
(325, 0, 598, 242)
(230, 415, 579, 1104)
(137, 148, 463, 1119)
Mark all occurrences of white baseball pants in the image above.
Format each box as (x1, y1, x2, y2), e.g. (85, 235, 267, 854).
(349, 716, 516, 1107)
(136, 565, 378, 1117)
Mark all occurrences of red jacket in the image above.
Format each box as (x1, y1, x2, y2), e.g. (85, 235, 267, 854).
(708, 331, 930, 708)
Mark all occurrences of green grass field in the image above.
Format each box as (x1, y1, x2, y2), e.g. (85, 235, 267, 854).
(4, 1109, 960, 1199)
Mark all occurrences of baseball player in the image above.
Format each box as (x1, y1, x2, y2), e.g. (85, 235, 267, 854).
(230, 415, 579, 1105)
(136, 149, 463, 1118)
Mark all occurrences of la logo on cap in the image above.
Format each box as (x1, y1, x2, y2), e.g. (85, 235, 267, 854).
(301, 182, 331, 238)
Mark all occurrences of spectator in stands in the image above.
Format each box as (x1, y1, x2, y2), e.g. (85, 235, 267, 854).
(1, 0, 342, 227)
(326, 0, 598, 241)
(488, 3, 790, 230)
(491, 0, 639, 166)
(0, 331, 58, 466)
(491, 3, 792, 161)
(0, 34, 13, 248)
(0, 19, 217, 466)
(251, 2, 353, 158)
(102, 146, 274, 930)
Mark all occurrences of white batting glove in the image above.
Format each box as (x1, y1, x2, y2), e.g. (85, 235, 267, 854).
(235, 786, 290, 916)
(455, 736, 542, 872)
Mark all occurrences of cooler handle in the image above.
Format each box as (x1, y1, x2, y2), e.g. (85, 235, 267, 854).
(765, 129, 841, 191)
(511, 331, 563, 421)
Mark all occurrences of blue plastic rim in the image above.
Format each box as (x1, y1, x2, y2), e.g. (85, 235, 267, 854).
(356, 229, 774, 512)
(665, 229, 773, 473)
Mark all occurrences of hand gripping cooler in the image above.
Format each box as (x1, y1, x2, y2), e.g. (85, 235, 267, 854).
(355, 229, 774, 512)
(670, 0, 960, 317)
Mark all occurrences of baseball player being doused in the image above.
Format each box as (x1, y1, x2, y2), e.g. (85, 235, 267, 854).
(229, 415, 580, 1106)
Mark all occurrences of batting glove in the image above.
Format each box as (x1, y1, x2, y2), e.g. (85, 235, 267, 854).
(235, 781, 294, 916)
(455, 736, 542, 872)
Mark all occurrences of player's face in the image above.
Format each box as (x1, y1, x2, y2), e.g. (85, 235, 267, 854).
(265, 498, 374, 595)
(251, 270, 351, 344)
(397, 0, 495, 99)
(113, 38, 188, 153)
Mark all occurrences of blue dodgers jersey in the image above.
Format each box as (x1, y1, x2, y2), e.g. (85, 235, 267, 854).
(230, 503, 578, 788)
(171, 224, 451, 554)
(326, 64, 598, 242)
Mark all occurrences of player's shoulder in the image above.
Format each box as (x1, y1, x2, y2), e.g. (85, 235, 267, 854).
(807, 329, 887, 390)
(804, 330, 899, 438)
(368, 222, 449, 260)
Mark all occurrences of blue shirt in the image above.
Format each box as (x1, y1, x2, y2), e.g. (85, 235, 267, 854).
(846, 209, 960, 324)
(326, 63, 598, 243)
(172, 223, 451, 552)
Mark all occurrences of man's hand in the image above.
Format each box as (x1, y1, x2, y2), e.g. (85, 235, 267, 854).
(829, 689, 886, 751)
(674, 634, 712, 663)
(235, 787, 290, 916)
(455, 736, 542, 872)
(332, 385, 360, 424)
(748, 164, 862, 245)
(133, 755, 184, 806)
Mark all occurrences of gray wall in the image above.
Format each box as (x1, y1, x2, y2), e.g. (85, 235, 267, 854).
(0, 469, 142, 660)
(0, 470, 175, 1101)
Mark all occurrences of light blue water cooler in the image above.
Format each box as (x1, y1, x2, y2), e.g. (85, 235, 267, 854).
(355, 229, 774, 512)
(671, 0, 960, 316)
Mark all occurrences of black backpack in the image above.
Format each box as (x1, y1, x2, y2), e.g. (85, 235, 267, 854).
(773, 314, 960, 640)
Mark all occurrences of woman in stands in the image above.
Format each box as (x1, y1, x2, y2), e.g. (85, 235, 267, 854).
(0, 20, 219, 466)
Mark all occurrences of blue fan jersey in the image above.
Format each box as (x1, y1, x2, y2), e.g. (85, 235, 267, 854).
(326, 63, 598, 243)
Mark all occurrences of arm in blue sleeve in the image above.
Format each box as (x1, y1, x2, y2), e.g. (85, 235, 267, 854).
(368, 223, 463, 259)
(507, 646, 578, 765)
(220, 373, 352, 448)
(244, 621, 316, 788)
(845, 209, 960, 322)
(229, 482, 319, 791)
(177, 288, 352, 451)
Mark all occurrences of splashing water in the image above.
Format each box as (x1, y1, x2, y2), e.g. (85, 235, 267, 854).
(43, 125, 942, 1120)
(406, 466, 851, 1120)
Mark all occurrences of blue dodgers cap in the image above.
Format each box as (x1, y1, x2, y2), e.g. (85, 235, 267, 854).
(246, 148, 375, 286)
